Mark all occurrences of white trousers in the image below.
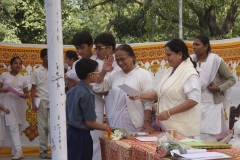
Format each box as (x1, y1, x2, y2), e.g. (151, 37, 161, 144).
(90, 97, 104, 160)
(9, 124, 22, 152)
(38, 100, 50, 153)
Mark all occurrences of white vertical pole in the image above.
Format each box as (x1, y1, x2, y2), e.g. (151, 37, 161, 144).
(179, 0, 183, 39)
(45, 0, 67, 159)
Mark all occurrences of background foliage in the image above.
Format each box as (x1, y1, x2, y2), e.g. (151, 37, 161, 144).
(0, 0, 239, 44)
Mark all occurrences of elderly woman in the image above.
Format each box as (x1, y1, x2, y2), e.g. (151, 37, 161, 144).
(130, 38, 201, 137)
(93, 44, 154, 132)
(191, 35, 236, 141)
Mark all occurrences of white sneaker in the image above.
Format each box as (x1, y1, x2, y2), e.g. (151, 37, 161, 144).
(12, 151, 24, 159)
(11, 149, 16, 157)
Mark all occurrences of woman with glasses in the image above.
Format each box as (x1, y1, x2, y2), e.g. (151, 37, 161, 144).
(93, 44, 154, 132)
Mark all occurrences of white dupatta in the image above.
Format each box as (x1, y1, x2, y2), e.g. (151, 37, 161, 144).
(190, 53, 231, 109)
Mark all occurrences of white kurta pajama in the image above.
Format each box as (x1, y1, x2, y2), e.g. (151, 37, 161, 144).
(94, 66, 154, 131)
(191, 53, 234, 141)
(0, 72, 28, 152)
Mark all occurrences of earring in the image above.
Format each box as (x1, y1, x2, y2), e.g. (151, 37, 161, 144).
(180, 57, 182, 59)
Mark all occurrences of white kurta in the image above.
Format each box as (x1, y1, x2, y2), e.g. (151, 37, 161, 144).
(0, 72, 28, 127)
(196, 62, 225, 134)
(94, 66, 154, 131)
(104, 59, 121, 124)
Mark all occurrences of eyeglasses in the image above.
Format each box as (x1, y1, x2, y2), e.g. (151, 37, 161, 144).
(94, 46, 109, 51)
(115, 56, 129, 63)
(90, 72, 100, 74)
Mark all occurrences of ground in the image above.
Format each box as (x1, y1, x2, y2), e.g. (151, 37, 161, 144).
(0, 155, 51, 160)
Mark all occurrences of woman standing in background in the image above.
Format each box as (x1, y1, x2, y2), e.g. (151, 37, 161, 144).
(191, 35, 236, 141)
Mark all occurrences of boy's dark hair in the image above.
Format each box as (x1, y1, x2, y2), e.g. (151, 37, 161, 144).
(94, 32, 116, 50)
(75, 58, 98, 80)
(40, 48, 48, 58)
(72, 31, 93, 46)
(66, 50, 78, 61)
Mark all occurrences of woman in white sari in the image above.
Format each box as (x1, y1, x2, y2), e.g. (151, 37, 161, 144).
(94, 44, 154, 132)
(191, 35, 236, 141)
(0, 57, 29, 159)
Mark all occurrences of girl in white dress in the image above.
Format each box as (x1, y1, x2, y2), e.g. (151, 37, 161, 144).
(0, 57, 29, 159)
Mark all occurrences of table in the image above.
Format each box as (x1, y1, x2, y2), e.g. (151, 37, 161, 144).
(99, 133, 240, 160)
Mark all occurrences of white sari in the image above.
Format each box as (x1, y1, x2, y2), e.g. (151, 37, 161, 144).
(111, 90, 141, 132)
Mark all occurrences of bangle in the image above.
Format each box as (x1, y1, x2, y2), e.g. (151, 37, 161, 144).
(167, 110, 171, 117)
(106, 127, 111, 137)
(144, 119, 151, 123)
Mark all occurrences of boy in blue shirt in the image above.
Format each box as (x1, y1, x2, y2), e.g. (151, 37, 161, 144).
(66, 58, 111, 160)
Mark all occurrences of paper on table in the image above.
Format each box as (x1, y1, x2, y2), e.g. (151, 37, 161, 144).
(6, 86, 24, 96)
(179, 138, 204, 142)
(170, 150, 231, 160)
(66, 69, 80, 81)
(118, 84, 141, 97)
(32, 97, 41, 108)
(135, 136, 157, 142)
(136, 132, 148, 136)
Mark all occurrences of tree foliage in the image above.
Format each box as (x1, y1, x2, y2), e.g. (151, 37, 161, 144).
(0, 0, 239, 44)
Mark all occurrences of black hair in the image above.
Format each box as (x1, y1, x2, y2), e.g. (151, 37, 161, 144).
(75, 58, 98, 80)
(66, 50, 78, 61)
(194, 35, 211, 53)
(72, 31, 93, 46)
(40, 48, 48, 58)
(115, 44, 136, 64)
(10, 56, 22, 65)
(165, 38, 196, 68)
(94, 32, 116, 50)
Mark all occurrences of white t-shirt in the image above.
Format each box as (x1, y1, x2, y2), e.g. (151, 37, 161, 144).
(30, 65, 49, 101)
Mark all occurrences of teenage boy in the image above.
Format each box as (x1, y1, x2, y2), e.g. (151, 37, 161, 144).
(66, 58, 111, 160)
(30, 49, 51, 159)
(93, 32, 120, 126)
(69, 31, 104, 160)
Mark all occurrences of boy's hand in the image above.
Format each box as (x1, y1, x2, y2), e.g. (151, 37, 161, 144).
(32, 103, 38, 112)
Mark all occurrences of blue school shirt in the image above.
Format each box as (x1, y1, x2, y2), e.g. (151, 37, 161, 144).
(66, 81, 97, 130)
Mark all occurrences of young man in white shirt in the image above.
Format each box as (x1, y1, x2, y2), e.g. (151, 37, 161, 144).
(30, 49, 51, 159)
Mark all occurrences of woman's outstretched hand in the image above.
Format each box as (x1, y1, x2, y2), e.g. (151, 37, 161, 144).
(128, 95, 140, 101)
